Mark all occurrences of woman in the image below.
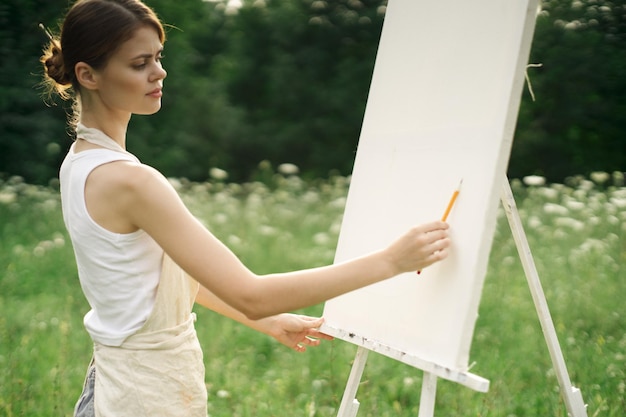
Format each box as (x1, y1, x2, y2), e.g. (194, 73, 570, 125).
(40, 0, 451, 416)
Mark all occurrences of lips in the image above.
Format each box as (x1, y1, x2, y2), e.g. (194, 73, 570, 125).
(147, 88, 162, 98)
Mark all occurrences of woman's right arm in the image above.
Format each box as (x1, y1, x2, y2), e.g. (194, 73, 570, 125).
(119, 163, 451, 320)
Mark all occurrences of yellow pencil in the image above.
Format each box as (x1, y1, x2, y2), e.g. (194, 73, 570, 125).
(417, 179, 462, 274)
(441, 179, 463, 222)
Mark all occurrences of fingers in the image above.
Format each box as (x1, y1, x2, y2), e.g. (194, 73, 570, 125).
(294, 333, 332, 352)
(292, 335, 318, 353)
(418, 232, 451, 270)
(288, 316, 334, 352)
(388, 219, 453, 273)
(298, 316, 324, 326)
(415, 220, 449, 234)
(306, 328, 334, 341)
(423, 228, 450, 252)
(296, 316, 333, 340)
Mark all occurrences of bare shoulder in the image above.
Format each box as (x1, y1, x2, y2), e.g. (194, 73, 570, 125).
(86, 160, 178, 233)
(88, 160, 164, 196)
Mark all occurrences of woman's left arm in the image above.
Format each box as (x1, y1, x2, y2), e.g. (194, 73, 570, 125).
(195, 285, 333, 352)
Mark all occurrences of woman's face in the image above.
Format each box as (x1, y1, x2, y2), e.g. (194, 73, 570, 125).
(92, 25, 167, 116)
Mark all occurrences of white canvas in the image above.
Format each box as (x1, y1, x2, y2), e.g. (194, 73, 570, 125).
(321, 0, 538, 376)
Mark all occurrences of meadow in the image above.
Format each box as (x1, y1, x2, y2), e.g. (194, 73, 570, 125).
(0, 166, 624, 417)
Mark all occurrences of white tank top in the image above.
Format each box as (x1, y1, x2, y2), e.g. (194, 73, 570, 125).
(59, 125, 163, 346)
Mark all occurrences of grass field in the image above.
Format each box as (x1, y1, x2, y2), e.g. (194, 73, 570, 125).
(0, 169, 624, 416)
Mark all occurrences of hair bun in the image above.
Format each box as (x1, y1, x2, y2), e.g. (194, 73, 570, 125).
(42, 44, 72, 86)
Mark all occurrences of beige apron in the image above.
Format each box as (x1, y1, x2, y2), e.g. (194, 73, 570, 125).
(93, 254, 207, 417)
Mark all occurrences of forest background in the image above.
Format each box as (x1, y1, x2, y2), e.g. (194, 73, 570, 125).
(0, 0, 624, 185)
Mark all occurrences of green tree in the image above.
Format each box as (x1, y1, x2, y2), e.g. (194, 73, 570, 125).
(511, 0, 626, 181)
(205, 0, 386, 180)
(0, 0, 70, 184)
(1, 0, 623, 184)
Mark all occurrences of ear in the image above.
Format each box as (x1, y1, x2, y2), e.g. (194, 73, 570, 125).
(74, 62, 99, 91)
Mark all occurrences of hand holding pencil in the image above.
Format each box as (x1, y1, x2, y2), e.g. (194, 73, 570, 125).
(417, 179, 462, 274)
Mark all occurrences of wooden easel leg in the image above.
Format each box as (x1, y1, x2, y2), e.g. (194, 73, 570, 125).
(336, 346, 369, 417)
(418, 372, 437, 417)
(500, 176, 588, 417)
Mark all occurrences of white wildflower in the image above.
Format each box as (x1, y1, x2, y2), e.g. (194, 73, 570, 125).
(277, 163, 299, 176)
(403, 377, 415, 387)
(258, 225, 277, 236)
(313, 232, 330, 245)
(311, 1, 326, 11)
(590, 171, 610, 184)
(224, 0, 241, 15)
(12, 244, 25, 255)
(191, 183, 210, 194)
(606, 233, 619, 245)
(209, 167, 228, 181)
(543, 203, 569, 216)
(227, 235, 242, 247)
(216, 389, 230, 398)
(554, 217, 585, 231)
(565, 200, 585, 211)
(246, 193, 263, 209)
(53, 235, 65, 248)
(309, 16, 324, 25)
(572, 190, 589, 203)
(33, 245, 46, 257)
(0, 191, 16, 204)
(527, 216, 542, 229)
(329, 196, 347, 209)
(578, 180, 595, 191)
(588, 216, 600, 226)
(502, 256, 516, 266)
(301, 191, 320, 204)
(312, 379, 325, 390)
(610, 197, 626, 210)
(579, 238, 607, 253)
(604, 201, 618, 215)
(523, 175, 546, 186)
(330, 221, 342, 235)
(212, 213, 228, 224)
(41, 198, 58, 212)
(539, 187, 559, 200)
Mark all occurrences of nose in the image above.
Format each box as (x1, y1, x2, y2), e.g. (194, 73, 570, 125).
(156, 65, 167, 81)
(151, 63, 167, 82)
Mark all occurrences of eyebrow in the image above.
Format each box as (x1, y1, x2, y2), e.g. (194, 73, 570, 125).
(131, 48, 164, 60)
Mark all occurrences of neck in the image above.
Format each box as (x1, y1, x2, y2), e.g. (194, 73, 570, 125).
(79, 96, 131, 149)
(79, 115, 129, 150)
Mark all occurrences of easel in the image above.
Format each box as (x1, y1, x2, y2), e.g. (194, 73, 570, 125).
(334, 176, 588, 417)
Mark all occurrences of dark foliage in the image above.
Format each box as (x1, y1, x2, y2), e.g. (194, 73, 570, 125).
(1, 0, 623, 184)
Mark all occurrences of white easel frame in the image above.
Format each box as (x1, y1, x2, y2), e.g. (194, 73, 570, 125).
(334, 176, 588, 417)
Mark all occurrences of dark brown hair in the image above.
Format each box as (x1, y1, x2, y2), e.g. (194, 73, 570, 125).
(41, 0, 165, 122)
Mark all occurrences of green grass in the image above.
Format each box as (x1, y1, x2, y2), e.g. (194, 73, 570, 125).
(1, 171, 624, 416)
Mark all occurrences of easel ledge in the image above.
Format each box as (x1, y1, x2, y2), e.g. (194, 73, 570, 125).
(320, 324, 490, 393)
